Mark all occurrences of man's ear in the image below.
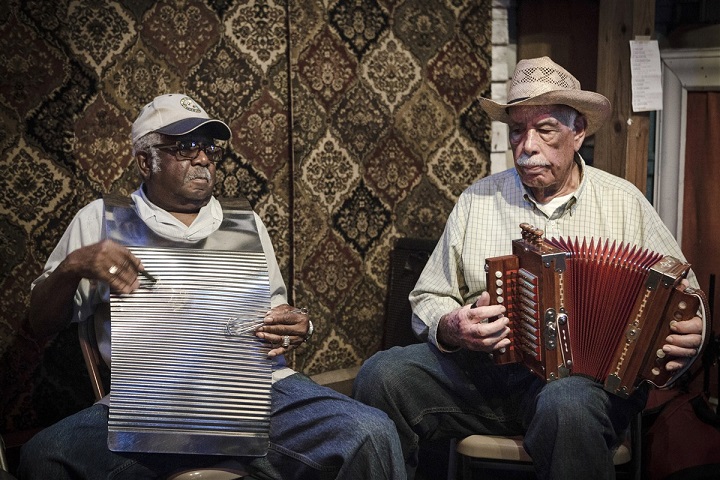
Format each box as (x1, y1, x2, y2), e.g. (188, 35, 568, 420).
(136, 152, 152, 180)
(573, 115, 587, 152)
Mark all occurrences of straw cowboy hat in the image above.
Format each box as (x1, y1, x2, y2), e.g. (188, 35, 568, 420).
(478, 56, 611, 136)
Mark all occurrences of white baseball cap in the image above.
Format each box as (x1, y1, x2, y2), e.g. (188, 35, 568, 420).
(131, 93, 231, 143)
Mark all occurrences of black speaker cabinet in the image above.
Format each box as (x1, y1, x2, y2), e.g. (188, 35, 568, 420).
(382, 238, 437, 350)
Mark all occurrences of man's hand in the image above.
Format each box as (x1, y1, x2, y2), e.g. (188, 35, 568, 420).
(664, 315, 704, 371)
(72, 239, 144, 294)
(437, 291, 511, 352)
(663, 279, 705, 372)
(29, 239, 144, 338)
(255, 304, 311, 357)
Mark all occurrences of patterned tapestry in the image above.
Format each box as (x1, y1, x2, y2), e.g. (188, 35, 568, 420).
(0, 0, 491, 438)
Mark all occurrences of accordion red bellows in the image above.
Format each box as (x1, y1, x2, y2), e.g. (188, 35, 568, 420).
(485, 223, 710, 398)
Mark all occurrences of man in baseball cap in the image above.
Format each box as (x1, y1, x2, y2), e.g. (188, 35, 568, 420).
(20, 92, 407, 480)
(354, 56, 704, 480)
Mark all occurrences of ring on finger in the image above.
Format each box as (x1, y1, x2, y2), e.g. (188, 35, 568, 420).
(282, 335, 290, 348)
(108, 265, 119, 275)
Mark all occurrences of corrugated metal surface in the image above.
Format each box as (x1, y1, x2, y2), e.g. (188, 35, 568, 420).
(108, 247, 272, 456)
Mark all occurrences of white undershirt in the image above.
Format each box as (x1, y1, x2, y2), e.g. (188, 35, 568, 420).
(536, 192, 574, 217)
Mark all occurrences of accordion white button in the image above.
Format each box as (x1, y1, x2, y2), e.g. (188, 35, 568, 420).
(495, 271, 502, 278)
(652, 367, 661, 376)
(496, 279, 503, 287)
(656, 349, 666, 358)
(497, 296, 504, 304)
(496, 287, 503, 295)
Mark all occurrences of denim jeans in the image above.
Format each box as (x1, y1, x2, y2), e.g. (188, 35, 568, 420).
(353, 343, 647, 480)
(18, 373, 405, 480)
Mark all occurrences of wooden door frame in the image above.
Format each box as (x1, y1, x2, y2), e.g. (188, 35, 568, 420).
(654, 48, 720, 241)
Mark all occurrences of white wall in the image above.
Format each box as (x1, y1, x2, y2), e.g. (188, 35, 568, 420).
(490, 0, 515, 174)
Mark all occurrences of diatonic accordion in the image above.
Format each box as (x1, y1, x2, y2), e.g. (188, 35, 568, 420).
(485, 224, 709, 398)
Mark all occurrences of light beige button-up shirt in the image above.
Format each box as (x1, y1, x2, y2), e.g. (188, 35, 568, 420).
(410, 156, 696, 348)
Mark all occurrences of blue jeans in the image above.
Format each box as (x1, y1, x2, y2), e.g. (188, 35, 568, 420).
(18, 373, 405, 480)
(353, 344, 647, 480)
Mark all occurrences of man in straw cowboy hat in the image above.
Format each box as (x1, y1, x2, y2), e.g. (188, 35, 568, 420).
(354, 57, 705, 479)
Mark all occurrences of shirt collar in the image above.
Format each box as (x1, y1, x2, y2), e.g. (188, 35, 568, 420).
(131, 184, 223, 228)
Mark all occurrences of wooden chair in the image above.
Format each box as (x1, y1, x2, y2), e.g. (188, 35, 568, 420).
(0, 435, 9, 474)
(78, 319, 248, 480)
(0, 434, 16, 480)
(447, 412, 642, 479)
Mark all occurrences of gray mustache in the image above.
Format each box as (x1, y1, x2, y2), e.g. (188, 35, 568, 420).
(516, 154, 548, 167)
(186, 168, 212, 182)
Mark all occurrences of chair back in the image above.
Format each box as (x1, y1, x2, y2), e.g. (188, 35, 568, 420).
(78, 319, 107, 402)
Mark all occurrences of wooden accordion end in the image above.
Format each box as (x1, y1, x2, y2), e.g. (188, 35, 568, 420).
(485, 223, 710, 398)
